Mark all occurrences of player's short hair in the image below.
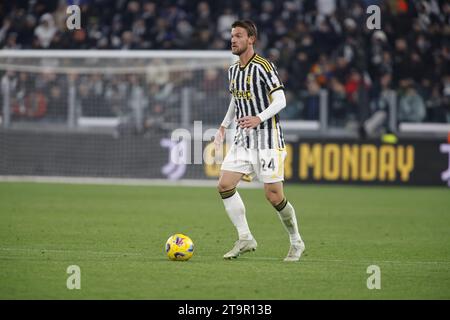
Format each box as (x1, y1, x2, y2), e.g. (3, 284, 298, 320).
(231, 20, 258, 41)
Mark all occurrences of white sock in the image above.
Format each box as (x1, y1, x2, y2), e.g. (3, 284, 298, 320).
(221, 189, 253, 240)
(276, 199, 302, 245)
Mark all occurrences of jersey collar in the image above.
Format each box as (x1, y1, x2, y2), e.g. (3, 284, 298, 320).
(239, 53, 257, 70)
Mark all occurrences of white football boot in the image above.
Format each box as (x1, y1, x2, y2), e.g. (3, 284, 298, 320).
(283, 240, 305, 262)
(223, 238, 257, 259)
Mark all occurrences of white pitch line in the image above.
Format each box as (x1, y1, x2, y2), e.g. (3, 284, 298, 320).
(286, 258, 450, 266)
(0, 247, 143, 256)
(0, 176, 262, 189)
(0, 247, 449, 266)
(239, 256, 450, 266)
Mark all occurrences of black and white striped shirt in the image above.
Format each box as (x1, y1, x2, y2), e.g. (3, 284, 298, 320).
(228, 53, 285, 150)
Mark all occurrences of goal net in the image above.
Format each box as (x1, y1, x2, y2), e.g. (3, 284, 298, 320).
(0, 50, 235, 180)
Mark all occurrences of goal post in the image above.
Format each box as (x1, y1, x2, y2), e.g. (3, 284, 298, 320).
(0, 50, 235, 180)
(0, 50, 235, 130)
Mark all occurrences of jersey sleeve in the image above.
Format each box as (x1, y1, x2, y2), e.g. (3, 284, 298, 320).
(259, 62, 284, 95)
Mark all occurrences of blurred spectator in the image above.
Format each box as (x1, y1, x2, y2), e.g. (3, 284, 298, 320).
(0, 18, 13, 45)
(303, 76, 321, 120)
(398, 83, 427, 123)
(217, 7, 237, 41)
(317, 0, 336, 18)
(34, 13, 57, 48)
(195, 1, 213, 30)
(191, 29, 212, 49)
(329, 77, 348, 126)
(280, 90, 302, 120)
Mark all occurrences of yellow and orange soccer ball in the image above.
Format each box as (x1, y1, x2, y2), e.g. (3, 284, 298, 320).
(165, 233, 194, 261)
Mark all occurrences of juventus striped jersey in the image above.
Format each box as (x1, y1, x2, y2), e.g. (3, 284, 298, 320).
(228, 53, 285, 150)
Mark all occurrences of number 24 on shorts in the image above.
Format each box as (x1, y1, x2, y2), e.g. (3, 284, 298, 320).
(261, 158, 275, 171)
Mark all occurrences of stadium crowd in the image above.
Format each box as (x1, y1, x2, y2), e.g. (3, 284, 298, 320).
(1, 0, 449, 131)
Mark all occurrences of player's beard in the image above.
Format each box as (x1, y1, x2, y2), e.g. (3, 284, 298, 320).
(232, 43, 247, 56)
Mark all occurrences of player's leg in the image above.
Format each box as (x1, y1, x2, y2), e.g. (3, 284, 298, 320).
(218, 170, 250, 240)
(264, 182, 303, 245)
(218, 170, 257, 259)
(257, 146, 305, 261)
(219, 143, 259, 259)
(264, 182, 305, 261)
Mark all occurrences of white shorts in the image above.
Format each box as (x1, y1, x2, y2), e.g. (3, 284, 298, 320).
(220, 145, 287, 183)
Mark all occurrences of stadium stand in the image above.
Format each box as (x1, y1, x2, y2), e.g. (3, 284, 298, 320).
(0, 0, 449, 135)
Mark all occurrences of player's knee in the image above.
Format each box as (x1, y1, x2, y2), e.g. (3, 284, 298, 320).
(217, 180, 233, 193)
(265, 189, 283, 206)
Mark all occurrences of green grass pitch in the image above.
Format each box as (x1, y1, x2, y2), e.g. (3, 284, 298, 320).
(0, 181, 449, 299)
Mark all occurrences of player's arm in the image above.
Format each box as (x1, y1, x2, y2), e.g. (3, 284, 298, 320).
(215, 96, 236, 146)
(238, 90, 286, 129)
(220, 96, 236, 129)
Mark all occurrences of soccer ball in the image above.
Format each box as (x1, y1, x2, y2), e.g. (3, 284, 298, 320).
(165, 233, 194, 261)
